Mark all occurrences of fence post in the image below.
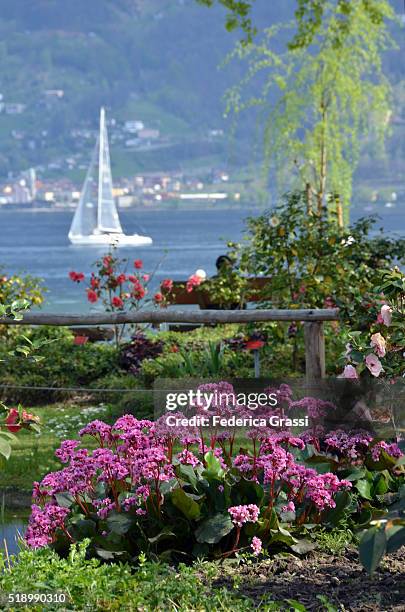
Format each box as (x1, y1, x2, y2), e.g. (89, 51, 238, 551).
(304, 321, 325, 381)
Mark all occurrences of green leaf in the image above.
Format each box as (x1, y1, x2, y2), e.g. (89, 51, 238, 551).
(171, 488, 200, 520)
(291, 539, 316, 554)
(178, 464, 198, 490)
(106, 512, 134, 535)
(385, 525, 405, 554)
(359, 526, 386, 574)
(195, 513, 233, 544)
(355, 479, 372, 500)
(148, 527, 176, 544)
(71, 518, 96, 539)
(203, 451, 225, 480)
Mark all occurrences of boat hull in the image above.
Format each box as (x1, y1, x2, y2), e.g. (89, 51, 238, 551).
(69, 233, 153, 247)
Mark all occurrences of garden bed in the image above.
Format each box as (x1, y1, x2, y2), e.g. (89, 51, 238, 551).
(210, 548, 405, 611)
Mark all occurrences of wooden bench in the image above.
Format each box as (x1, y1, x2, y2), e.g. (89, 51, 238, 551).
(166, 278, 273, 331)
(169, 277, 273, 308)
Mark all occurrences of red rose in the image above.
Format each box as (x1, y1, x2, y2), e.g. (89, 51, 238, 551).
(133, 287, 146, 300)
(87, 289, 98, 303)
(128, 275, 137, 283)
(134, 259, 143, 269)
(154, 292, 164, 303)
(161, 279, 173, 292)
(103, 256, 112, 267)
(116, 274, 126, 285)
(5, 408, 21, 433)
(112, 296, 124, 308)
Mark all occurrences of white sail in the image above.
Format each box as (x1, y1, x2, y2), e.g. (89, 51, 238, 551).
(68, 141, 99, 238)
(69, 107, 152, 247)
(97, 107, 123, 234)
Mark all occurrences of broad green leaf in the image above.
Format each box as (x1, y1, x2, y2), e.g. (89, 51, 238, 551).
(355, 479, 372, 500)
(195, 513, 233, 544)
(203, 451, 225, 480)
(148, 527, 176, 544)
(171, 488, 200, 520)
(178, 464, 198, 490)
(291, 539, 316, 554)
(386, 525, 405, 554)
(106, 512, 134, 535)
(359, 526, 386, 574)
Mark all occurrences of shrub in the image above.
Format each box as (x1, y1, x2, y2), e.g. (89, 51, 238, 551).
(25, 383, 404, 564)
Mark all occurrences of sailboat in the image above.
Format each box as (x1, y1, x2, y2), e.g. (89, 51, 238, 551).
(69, 107, 153, 246)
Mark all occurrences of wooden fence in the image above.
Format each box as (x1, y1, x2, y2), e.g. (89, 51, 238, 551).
(1, 308, 340, 381)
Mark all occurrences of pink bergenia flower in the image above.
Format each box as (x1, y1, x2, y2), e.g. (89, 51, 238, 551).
(370, 332, 386, 358)
(228, 504, 260, 527)
(251, 536, 262, 556)
(380, 304, 392, 326)
(365, 353, 383, 377)
(281, 501, 295, 513)
(338, 365, 359, 379)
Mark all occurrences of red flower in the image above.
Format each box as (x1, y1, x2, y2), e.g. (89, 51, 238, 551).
(5, 408, 21, 433)
(73, 335, 89, 345)
(90, 276, 100, 289)
(103, 256, 113, 268)
(161, 279, 173, 292)
(128, 275, 137, 283)
(69, 271, 85, 283)
(112, 296, 124, 308)
(87, 289, 98, 303)
(154, 292, 164, 303)
(142, 274, 150, 282)
(245, 340, 265, 350)
(134, 259, 143, 269)
(116, 274, 126, 285)
(133, 287, 146, 300)
(169, 344, 179, 353)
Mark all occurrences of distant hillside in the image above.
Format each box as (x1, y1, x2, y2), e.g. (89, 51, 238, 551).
(0, 0, 402, 185)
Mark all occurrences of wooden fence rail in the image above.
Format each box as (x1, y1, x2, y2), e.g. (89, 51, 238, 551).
(1, 308, 340, 381)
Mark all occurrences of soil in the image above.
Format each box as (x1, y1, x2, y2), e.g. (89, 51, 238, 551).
(211, 547, 405, 611)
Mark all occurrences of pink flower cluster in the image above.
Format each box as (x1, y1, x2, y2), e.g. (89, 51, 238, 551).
(228, 504, 260, 527)
(25, 398, 400, 552)
(25, 503, 70, 549)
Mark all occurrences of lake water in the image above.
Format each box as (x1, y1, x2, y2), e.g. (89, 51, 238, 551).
(0, 208, 255, 311)
(0, 205, 404, 311)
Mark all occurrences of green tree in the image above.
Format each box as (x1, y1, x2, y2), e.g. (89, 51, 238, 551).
(197, 0, 393, 49)
(225, 0, 394, 222)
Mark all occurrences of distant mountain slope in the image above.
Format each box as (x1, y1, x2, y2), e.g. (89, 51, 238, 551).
(0, 0, 402, 181)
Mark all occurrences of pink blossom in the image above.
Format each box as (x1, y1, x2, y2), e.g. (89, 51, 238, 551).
(370, 332, 386, 357)
(251, 536, 262, 556)
(338, 365, 359, 379)
(281, 501, 295, 513)
(365, 353, 383, 377)
(228, 504, 260, 527)
(380, 304, 392, 326)
(186, 274, 202, 293)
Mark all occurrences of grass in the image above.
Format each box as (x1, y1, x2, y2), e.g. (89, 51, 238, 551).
(0, 541, 325, 611)
(0, 402, 112, 491)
